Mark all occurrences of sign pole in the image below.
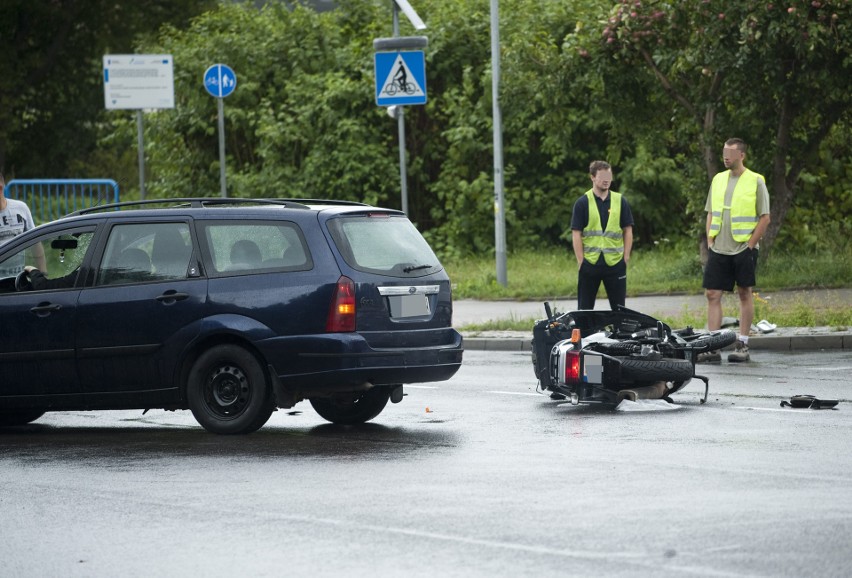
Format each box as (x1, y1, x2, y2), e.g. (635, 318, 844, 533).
(217, 97, 227, 198)
(397, 108, 408, 215)
(103, 55, 174, 200)
(203, 63, 237, 198)
(373, 3, 427, 216)
(392, 4, 409, 215)
(136, 110, 146, 200)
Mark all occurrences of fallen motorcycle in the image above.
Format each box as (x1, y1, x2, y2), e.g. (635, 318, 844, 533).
(531, 303, 737, 406)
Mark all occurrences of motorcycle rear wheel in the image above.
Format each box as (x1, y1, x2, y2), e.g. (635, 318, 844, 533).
(619, 358, 694, 383)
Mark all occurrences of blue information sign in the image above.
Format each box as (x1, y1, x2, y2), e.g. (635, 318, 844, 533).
(375, 51, 427, 106)
(204, 64, 237, 98)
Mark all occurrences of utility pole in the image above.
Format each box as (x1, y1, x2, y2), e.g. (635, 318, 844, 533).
(491, 0, 507, 286)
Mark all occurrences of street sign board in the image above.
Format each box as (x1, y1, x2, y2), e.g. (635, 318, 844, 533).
(103, 55, 175, 110)
(375, 51, 427, 106)
(204, 64, 237, 98)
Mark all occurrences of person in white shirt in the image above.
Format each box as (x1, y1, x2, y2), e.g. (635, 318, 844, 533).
(0, 172, 47, 273)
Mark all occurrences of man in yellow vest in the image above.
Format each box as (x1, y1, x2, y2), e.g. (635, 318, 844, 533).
(571, 160, 634, 310)
(702, 138, 771, 362)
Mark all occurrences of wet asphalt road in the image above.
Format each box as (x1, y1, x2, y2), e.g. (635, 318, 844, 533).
(2, 350, 851, 577)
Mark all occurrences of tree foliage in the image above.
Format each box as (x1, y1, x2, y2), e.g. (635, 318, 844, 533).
(0, 0, 216, 177)
(3, 0, 849, 264)
(593, 0, 852, 256)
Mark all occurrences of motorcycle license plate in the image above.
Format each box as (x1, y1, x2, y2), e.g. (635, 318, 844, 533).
(583, 355, 603, 384)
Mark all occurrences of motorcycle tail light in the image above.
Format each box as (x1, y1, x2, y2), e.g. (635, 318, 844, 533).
(564, 350, 581, 384)
(553, 340, 582, 386)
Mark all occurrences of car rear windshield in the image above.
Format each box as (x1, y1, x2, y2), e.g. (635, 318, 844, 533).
(327, 214, 442, 278)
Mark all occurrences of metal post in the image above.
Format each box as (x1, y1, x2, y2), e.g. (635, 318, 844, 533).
(491, 0, 507, 286)
(217, 97, 227, 197)
(398, 108, 409, 215)
(392, 2, 409, 214)
(136, 110, 146, 200)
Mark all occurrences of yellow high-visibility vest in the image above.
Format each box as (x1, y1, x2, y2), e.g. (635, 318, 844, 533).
(709, 169, 763, 242)
(583, 190, 623, 266)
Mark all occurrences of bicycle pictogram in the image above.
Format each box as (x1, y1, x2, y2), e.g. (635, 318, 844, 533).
(384, 63, 415, 96)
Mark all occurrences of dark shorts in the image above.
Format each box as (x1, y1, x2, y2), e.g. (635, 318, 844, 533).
(703, 248, 758, 292)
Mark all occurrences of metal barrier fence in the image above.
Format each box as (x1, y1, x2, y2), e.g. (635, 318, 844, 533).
(4, 179, 120, 225)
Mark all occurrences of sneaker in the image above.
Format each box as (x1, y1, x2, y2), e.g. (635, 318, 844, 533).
(697, 351, 722, 363)
(728, 341, 750, 362)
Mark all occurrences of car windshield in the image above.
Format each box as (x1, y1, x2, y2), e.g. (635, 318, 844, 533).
(327, 214, 441, 278)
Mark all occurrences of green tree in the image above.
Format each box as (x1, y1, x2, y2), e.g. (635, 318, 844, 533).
(0, 0, 216, 179)
(595, 0, 852, 257)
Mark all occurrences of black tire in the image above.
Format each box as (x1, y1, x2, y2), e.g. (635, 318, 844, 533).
(187, 345, 274, 435)
(0, 410, 46, 427)
(310, 387, 391, 425)
(686, 330, 737, 354)
(619, 358, 695, 383)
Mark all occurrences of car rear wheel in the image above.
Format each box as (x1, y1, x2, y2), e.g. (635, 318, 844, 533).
(187, 344, 274, 435)
(0, 410, 46, 427)
(309, 387, 391, 425)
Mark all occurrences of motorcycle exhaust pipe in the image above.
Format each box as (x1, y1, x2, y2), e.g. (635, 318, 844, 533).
(617, 381, 668, 403)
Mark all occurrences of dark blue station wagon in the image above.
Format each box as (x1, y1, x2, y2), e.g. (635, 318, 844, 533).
(0, 199, 463, 433)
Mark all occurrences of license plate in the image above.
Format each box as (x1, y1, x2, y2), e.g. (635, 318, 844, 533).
(388, 294, 431, 318)
(583, 354, 603, 384)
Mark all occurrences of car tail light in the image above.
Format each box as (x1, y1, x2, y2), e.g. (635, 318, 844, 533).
(326, 276, 356, 332)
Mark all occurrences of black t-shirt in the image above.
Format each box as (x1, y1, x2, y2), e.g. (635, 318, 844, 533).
(570, 192, 634, 231)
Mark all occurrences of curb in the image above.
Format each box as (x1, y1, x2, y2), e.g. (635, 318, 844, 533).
(460, 331, 852, 352)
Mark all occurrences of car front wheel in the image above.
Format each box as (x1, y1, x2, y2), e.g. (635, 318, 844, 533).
(187, 344, 274, 434)
(309, 387, 391, 425)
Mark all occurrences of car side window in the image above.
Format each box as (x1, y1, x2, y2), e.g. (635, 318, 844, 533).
(201, 221, 311, 276)
(0, 228, 95, 293)
(97, 222, 193, 285)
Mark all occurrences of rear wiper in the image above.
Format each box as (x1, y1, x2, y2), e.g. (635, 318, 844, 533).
(403, 264, 432, 273)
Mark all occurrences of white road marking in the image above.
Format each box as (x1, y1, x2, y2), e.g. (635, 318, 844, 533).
(486, 390, 541, 396)
(732, 406, 831, 413)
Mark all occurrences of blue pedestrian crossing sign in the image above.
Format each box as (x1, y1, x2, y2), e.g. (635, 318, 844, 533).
(204, 64, 237, 98)
(375, 51, 426, 106)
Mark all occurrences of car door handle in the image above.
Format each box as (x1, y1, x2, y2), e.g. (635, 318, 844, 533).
(31, 303, 62, 316)
(156, 291, 190, 303)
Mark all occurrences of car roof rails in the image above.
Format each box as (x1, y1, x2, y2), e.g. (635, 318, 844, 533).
(283, 199, 371, 207)
(64, 197, 369, 218)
